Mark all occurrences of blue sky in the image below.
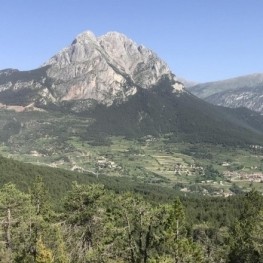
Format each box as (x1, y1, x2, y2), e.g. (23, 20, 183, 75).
(1, 0, 263, 82)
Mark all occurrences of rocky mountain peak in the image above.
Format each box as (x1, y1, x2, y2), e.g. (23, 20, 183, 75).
(72, 30, 97, 44)
(0, 30, 183, 109)
(42, 30, 184, 105)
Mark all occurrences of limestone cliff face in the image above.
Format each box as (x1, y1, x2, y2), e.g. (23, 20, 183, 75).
(0, 31, 184, 108)
(43, 31, 183, 105)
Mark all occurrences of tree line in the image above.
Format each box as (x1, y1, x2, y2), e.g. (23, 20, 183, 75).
(0, 177, 262, 262)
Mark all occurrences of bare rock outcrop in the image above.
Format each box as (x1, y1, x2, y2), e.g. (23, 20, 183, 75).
(43, 31, 184, 105)
(0, 31, 184, 108)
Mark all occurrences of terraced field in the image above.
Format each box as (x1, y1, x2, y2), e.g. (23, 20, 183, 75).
(0, 110, 263, 195)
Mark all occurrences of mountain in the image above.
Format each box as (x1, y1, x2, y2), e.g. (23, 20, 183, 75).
(188, 73, 263, 114)
(177, 77, 197, 88)
(0, 31, 183, 110)
(43, 31, 183, 104)
(79, 76, 263, 144)
(0, 31, 263, 147)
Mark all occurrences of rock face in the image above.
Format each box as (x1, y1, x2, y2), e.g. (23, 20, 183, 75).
(2, 32, 263, 147)
(188, 73, 263, 114)
(43, 31, 183, 105)
(0, 31, 184, 109)
(0, 67, 56, 107)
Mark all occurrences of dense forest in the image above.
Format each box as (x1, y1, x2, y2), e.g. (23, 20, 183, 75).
(0, 175, 262, 262)
(83, 79, 263, 147)
(0, 153, 262, 262)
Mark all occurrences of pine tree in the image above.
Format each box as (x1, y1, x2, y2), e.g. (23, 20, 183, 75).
(63, 182, 106, 262)
(228, 190, 263, 263)
(26, 176, 55, 262)
(0, 183, 32, 261)
(35, 236, 53, 263)
(49, 224, 69, 263)
(163, 198, 205, 263)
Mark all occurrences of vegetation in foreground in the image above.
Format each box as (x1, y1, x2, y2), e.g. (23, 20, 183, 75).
(0, 154, 262, 262)
(0, 177, 262, 263)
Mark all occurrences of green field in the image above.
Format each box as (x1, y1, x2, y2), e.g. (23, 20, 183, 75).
(1, 125, 263, 196)
(0, 109, 263, 196)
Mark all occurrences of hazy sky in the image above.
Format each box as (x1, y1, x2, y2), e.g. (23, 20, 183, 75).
(1, 0, 263, 82)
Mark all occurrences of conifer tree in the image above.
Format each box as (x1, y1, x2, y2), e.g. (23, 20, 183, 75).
(228, 190, 263, 263)
(63, 182, 106, 262)
(162, 198, 205, 263)
(0, 183, 32, 261)
(35, 236, 53, 263)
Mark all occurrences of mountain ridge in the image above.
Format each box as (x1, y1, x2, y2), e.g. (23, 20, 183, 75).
(0, 31, 183, 108)
(188, 73, 263, 113)
(0, 30, 263, 147)
(42, 30, 184, 105)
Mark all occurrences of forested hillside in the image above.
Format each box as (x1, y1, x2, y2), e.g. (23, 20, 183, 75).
(0, 155, 262, 262)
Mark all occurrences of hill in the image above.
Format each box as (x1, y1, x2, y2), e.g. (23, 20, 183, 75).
(188, 73, 263, 113)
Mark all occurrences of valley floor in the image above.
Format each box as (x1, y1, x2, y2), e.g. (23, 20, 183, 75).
(1, 132, 263, 196)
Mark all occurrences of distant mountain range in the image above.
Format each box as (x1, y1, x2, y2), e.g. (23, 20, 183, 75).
(188, 73, 263, 114)
(0, 31, 263, 147)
